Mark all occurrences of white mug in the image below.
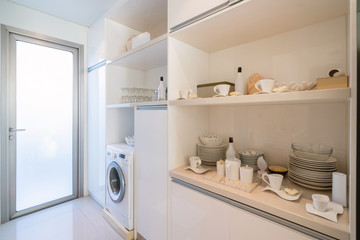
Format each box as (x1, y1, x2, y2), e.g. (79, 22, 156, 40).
(240, 165, 253, 184)
(255, 79, 275, 93)
(225, 158, 241, 180)
(312, 194, 330, 212)
(179, 89, 192, 99)
(214, 84, 230, 96)
(189, 156, 201, 168)
(262, 173, 283, 190)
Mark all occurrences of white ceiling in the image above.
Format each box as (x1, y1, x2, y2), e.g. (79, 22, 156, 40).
(7, 0, 119, 27)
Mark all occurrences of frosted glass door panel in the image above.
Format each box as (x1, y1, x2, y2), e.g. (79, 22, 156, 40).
(87, 65, 106, 207)
(15, 41, 74, 211)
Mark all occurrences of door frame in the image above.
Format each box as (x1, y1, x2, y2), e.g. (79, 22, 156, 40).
(0, 25, 85, 223)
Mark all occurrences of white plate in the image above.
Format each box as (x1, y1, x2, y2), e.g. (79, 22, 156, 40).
(288, 170, 332, 181)
(288, 175, 332, 190)
(289, 161, 337, 171)
(262, 186, 302, 201)
(305, 202, 343, 222)
(288, 172, 332, 186)
(289, 158, 337, 167)
(288, 172, 332, 183)
(289, 153, 337, 164)
(288, 165, 333, 178)
(184, 165, 211, 174)
(197, 143, 227, 148)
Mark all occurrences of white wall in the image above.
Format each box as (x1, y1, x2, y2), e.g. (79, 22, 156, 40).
(208, 16, 347, 86)
(0, 0, 90, 214)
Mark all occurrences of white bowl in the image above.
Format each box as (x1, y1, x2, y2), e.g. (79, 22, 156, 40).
(125, 136, 135, 146)
(199, 135, 223, 146)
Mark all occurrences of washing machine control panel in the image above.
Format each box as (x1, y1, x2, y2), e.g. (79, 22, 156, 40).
(106, 150, 130, 163)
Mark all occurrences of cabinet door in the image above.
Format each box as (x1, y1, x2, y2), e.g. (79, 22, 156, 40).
(228, 205, 315, 240)
(87, 65, 106, 206)
(134, 107, 168, 240)
(169, 0, 228, 31)
(171, 182, 229, 240)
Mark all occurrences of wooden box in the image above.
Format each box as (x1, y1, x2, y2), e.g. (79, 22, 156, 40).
(197, 81, 235, 98)
(316, 76, 349, 90)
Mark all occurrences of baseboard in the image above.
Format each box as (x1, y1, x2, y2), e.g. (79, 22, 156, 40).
(103, 208, 134, 240)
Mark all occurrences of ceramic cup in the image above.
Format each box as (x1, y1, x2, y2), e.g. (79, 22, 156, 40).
(312, 194, 330, 212)
(225, 158, 241, 180)
(214, 84, 230, 96)
(255, 79, 275, 93)
(179, 89, 192, 99)
(240, 165, 254, 184)
(217, 161, 225, 176)
(262, 173, 283, 190)
(189, 156, 201, 169)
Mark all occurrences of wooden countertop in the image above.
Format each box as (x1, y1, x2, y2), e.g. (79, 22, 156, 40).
(169, 166, 349, 240)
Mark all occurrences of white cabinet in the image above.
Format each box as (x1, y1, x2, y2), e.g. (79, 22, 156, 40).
(134, 106, 168, 240)
(228, 205, 314, 240)
(168, 0, 228, 31)
(171, 182, 229, 240)
(87, 64, 106, 206)
(171, 181, 314, 240)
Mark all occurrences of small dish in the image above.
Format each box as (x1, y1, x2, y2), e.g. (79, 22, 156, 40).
(305, 201, 343, 222)
(262, 186, 302, 201)
(212, 94, 228, 97)
(268, 165, 288, 176)
(185, 165, 211, 174)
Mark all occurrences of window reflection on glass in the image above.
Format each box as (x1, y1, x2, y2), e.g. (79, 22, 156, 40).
(16, 41, 73, 211)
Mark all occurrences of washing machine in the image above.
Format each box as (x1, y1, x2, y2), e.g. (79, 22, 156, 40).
(105, 143, 134, 231)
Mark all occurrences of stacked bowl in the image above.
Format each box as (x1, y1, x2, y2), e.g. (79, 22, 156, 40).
(239, 149, 264, 171)
(288, 143, 336, 190)
(197, 135, 226, 165)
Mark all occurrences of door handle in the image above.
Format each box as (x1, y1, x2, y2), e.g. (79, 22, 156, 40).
(9, 128, 26, 132)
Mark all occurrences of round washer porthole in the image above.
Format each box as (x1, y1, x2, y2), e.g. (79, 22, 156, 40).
(107, 161, 126, 203)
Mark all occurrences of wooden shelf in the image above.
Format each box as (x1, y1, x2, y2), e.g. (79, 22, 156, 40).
(170, 0, 348, 53)
(169, 88, 351, 107)
(107, 100, 168, 109)
(109, 34, 167, 70)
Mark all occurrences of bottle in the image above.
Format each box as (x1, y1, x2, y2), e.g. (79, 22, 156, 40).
(226, 137, 236, 160)
(157, 76, 166, 100)
(235, 67, 245, 95)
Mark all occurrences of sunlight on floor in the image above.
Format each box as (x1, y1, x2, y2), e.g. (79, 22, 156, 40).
(0, 197, 124, 240)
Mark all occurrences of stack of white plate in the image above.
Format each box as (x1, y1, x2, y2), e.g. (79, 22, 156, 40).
(288, 153, 337, 190)
(197, 143, 227, 165)
(239, 150, 264, 171)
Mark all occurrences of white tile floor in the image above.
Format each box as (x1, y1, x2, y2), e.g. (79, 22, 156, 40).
(0, 197, 124, 240)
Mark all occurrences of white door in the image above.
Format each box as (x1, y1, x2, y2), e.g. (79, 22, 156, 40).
(7, 32, 79, 219)
(134, 106, 168, 240)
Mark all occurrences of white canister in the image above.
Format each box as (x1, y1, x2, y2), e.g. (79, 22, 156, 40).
(240, 165, 253, 184)
(216, 161, 225, 176)
(332, 172, 347, 207)
(225, 158, 241, 180)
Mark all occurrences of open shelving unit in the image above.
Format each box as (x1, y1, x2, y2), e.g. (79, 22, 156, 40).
(170, 0, 348, 53)
(169, 88, 351, 107)
(107, 100, 168, 109)
(109, 34, 167, 70)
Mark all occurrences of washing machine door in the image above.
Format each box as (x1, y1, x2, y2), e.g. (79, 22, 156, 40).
(107, 161, 126, 203)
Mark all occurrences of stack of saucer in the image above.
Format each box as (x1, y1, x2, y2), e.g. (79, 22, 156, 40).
(239, 149, 264, 171)
(197, 143, 227, 165)
(288, 153, 337, 190)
